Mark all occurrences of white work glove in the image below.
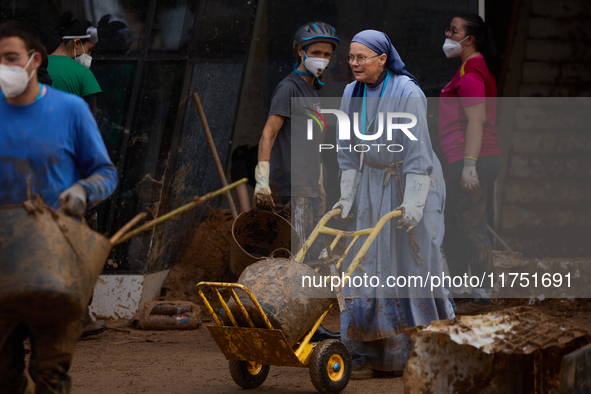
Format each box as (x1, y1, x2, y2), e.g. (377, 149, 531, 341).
(253, 161, 275, 210)
(461, 158, 480, 192)
(332, 169, 361, 219)
(396, 173, 430, 232)
(58, 183, 87, 217)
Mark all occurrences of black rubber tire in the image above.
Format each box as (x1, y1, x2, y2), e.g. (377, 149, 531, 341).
(309, 339, 352, 394)
(228, 360, 270, 389)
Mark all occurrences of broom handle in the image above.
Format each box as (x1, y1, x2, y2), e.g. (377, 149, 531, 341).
(193, 92, 238, 219)
(111, 178, 247, 246)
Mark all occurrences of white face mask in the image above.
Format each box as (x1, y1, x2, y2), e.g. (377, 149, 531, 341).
(442, 36, 470, 58)
(74, 44, 92, 68)
(0, 54, 36, 98)
(302, 55, 330, 77)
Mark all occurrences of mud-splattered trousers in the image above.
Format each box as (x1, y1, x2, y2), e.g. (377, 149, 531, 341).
(0, 319, 83, 394)
(443, 155, 501, 298)
(337, 76, 455, 372)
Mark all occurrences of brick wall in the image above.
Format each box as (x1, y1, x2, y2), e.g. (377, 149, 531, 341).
(498, 0, 591, 257)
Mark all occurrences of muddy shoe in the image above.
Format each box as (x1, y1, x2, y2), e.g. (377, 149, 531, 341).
(455, 298, 491, 315)
(81, 310, 106, 339)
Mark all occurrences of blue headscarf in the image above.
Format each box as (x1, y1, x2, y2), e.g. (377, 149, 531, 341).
(351, 30, 419, 95)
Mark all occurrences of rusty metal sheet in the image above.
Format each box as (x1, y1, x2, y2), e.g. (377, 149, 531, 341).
(404, 307, 591, 394)
(413, 306, 589, 355)
(207, 325, 306, 367)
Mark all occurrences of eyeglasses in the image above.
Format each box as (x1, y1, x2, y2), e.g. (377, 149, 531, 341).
(347, 54, 380, 66)
(445, 27, 464, 37)
(0, 49, 34, 66)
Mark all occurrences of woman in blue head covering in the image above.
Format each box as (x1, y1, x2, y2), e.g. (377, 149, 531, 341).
(332, 30, 454, 378)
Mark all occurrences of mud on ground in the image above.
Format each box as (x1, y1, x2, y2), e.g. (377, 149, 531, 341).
(69, 298, 591, 394)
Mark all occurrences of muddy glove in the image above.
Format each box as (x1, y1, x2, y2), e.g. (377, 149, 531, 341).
(253, 161, 275, 210)
(461, 158, 480, 192)
(396, 173, 430, 232)
(58, 183, 87, 217)
(332, 169, 361, 219)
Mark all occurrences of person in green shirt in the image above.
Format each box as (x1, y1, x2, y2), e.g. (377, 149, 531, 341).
(47, 12, 105, 339)
(47, 12, 101, 117)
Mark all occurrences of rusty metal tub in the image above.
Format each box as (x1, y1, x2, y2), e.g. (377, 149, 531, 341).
(230, 209, 300, 278)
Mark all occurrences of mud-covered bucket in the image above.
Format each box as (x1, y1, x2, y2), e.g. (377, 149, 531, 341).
(230, 209, 301, 278)
(226, 258, 334, 346)
(0, 201, 111, 325)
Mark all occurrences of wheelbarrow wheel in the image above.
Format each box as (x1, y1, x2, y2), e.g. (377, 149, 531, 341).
(309, 339, 351, 394)
(229, 360, 270, 389)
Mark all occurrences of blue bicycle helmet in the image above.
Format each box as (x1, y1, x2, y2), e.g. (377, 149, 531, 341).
(293, 21, 339, 50)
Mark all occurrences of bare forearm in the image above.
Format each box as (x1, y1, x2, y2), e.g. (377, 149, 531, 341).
(257, 115, 284, 162)
(464, 119, 483, 158)
(258, 134, 274, 162)
(463, 102, 486, 159)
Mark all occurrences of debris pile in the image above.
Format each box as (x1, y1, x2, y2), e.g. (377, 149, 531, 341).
(132, 301, 202, 330)
(404, 307, 591, 393)
(160, 209, 234, 305)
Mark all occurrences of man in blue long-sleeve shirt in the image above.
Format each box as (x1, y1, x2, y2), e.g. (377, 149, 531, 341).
(0, 21, 118, 393)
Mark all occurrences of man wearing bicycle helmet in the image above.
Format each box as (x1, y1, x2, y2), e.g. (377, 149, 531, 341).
(253, 22, 339, 340)
(254, 20, 337, 225)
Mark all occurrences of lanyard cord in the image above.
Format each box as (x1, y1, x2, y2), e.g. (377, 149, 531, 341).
(35, 83, 44, 101)
(360, 69, 390, 144)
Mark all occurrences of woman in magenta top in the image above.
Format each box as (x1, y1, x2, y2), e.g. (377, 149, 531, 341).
(438, 13, 501, 313)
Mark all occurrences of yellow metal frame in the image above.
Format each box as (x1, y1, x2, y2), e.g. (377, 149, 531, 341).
(197, 281, 333, 365)
(197, 282, 273, 330)
(295, 208, 401, 285)
(196, 208, 402, 367)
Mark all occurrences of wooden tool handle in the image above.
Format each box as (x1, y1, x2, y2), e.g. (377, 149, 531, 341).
(193, 92, 238, 219)
(111, 178, 247, 246)
(110, 212, 148, 245)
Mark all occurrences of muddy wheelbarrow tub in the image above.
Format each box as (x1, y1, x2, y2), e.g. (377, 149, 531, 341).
(197, 208, 403, 394)
(0, 203, 110, 325)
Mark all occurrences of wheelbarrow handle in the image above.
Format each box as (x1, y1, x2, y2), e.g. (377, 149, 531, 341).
(342, 209, 402, 279)
(294, 209, 342, 262)
(294, 208, 402, 267)
(111, 178, 248, 246)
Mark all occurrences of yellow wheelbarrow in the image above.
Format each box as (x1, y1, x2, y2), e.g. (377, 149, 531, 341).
(197, 208, 402, 394)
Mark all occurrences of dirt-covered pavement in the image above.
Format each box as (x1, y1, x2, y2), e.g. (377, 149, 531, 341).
(69, 298, 591, 394)
(70, 312, 405, 394)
